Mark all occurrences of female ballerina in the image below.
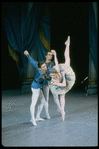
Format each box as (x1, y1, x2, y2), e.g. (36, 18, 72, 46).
(49, 36, 76, 121)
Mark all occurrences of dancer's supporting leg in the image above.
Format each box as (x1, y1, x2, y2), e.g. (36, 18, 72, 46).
(52, 93, 62, 115)
(43, 85, 50, 119)
(36, 89, 46, 121)
(64, 36, 70, 66)
(60, 94, 65, 121)
(30, 88, 40, 126)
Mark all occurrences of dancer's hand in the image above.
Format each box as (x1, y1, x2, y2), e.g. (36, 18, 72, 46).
(24, 50, 29, 56)
(51, 50, 56, 55)
(65, 36, 70, 45)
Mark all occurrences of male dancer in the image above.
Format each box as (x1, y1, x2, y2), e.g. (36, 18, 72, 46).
(37, 51, 54, 120)
(36, 50, 62, 121)
(24, 50, 51, 126)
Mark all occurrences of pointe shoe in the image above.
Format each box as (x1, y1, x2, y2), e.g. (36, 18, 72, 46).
(36, 117, 45, 122)
(30, 119, 37, 126)
(65, 36, 70, 45)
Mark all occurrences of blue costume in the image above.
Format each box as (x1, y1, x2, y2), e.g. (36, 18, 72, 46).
(43, 61, 55, 85)
(26, 55, 55, 126)
(27, 56, 54, 89)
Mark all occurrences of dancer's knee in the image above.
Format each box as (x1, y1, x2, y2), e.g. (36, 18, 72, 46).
(41, 98, 45, 105)
(53, 98, 59, 105)
(44, 100, 48, 105)
(30, 104, 34, 111)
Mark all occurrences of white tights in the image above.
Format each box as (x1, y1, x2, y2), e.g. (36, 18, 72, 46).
(30, 88, 45, 123)
(42, 85, 50, 118)
(52, 93, 65, 120)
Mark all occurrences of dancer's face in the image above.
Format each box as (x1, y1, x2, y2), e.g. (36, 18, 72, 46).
(41, 63, 47, 71)
(45, 52, 53, 60)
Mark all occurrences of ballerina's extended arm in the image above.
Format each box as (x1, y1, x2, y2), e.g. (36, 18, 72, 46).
(53, 72, 66, 87)
(51, 50, 60, 73)
(64, 36, 70, 66)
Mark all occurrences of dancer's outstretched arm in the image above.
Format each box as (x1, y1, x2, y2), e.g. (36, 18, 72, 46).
(64, 36, 70, 66)
(53, 72, 66, 87)
(24, 50, 38, 68)
(51, 50, 60, 73)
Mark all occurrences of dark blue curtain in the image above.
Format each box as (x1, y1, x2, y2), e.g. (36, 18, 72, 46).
(37, 12, 50, 61)
(89, 2, 98, 73)
(3, 2, 50, 81)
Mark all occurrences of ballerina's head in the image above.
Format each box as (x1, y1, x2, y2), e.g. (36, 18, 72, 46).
(49, 68, 60, 80)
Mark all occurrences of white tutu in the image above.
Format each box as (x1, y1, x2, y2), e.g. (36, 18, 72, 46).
(49, 63, 76, 95)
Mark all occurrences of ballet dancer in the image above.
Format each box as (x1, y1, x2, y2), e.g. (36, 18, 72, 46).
(38, 51, 55, 120)
(49, 36, 76, 121)
(24, 50, 51, 126)
(36, 50, 62, 121)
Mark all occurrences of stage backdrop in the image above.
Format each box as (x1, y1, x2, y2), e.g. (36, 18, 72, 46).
(3, 2, 50, 83)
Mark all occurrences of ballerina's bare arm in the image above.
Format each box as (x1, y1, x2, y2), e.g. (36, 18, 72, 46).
(53, 72, 66, 87)
(51, 50, 60, 71)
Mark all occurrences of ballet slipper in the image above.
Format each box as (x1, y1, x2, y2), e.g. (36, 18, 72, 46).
(65, 36, 70, 45)
(36, 117, 45, 121)
(30, 119, 37, 126)
(46, 115, 51, 119)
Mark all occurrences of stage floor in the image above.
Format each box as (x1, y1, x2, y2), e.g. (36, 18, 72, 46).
(1, 89, 98, 147)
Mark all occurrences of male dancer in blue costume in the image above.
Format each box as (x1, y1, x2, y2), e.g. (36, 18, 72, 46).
(24, 50, 51, 126)
(36, 50, 62, 121)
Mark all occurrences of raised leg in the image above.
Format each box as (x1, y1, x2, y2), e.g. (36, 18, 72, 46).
(64, 36, 70, 66)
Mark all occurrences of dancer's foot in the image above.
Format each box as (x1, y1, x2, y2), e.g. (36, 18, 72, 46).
(30, 119, 37, 126)
(61, 111, 66, 121)
(46, 115, 51, 119)
(36, 117, 45, 122)
(65, 36, 70, 45)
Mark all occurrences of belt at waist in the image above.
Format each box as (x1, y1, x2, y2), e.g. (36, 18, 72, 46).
(34, 80, 44, 84)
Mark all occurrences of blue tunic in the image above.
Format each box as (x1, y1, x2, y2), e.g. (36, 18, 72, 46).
(43, 61, 55, 85)
(27, 56, 54, 89)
